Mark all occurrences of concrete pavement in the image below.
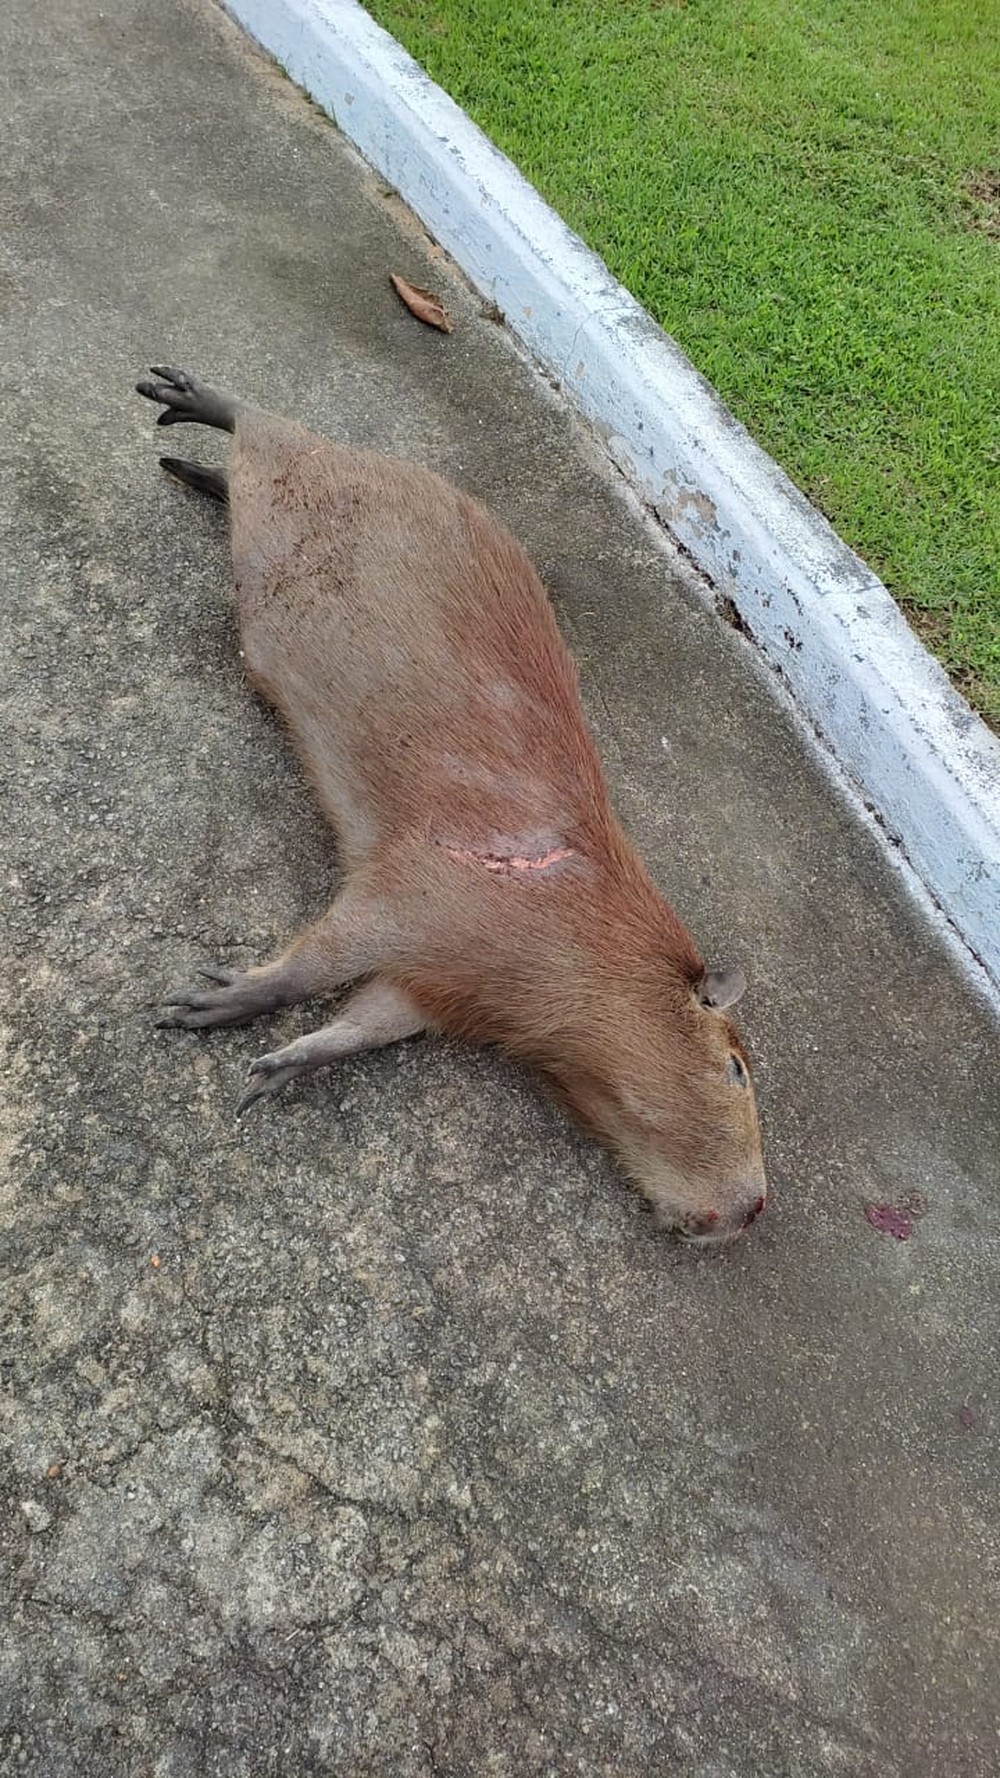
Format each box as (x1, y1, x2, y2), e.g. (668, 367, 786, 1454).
(1, 1, 998, 1773)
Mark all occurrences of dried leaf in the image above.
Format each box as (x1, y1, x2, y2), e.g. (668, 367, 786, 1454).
(389, 273, 453, 333)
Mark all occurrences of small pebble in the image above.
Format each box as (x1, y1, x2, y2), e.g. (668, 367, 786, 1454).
(20, 1499, 53, 1533)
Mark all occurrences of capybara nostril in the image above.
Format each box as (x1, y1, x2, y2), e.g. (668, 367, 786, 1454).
(684, 1210, 721, 1239)
(684, 1194, 764, 1241)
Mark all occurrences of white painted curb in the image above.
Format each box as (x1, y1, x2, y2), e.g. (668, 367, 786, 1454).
(224, 0, 1000, 991)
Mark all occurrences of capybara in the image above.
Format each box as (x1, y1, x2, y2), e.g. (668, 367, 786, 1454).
(136, 366, 766, 1241)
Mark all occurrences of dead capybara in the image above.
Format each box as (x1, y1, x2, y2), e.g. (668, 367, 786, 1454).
(136, 366, 767, 1241)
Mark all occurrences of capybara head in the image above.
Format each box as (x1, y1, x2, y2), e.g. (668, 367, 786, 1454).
(544, 960, 767, 1241)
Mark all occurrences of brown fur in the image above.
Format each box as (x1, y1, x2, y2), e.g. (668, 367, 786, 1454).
(143, 374, 767, 1241)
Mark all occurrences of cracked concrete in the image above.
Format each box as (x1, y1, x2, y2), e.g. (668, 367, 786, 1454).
(1, 0, 999, 1773)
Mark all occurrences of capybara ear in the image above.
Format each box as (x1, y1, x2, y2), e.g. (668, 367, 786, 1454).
(697, 964, 746, 1010)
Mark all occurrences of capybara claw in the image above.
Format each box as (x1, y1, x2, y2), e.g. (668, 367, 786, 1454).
(149, 365, 193, 389)
(235, 1053, 289, 1117)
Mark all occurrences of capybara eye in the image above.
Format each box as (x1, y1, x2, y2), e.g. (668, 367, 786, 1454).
(727, 1054, 748, 1088)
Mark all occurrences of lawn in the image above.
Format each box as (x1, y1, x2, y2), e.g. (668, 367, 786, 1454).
(364, 0, 1000, 727)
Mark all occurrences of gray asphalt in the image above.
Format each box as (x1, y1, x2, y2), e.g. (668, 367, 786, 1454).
(2, 2, 998, 1774)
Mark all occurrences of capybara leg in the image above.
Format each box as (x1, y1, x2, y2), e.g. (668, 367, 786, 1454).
(157, 892, 386, 1031)
(135, 365, 237, 433)
(235, 978, 426, 1115)
(159, 456, 229, 503)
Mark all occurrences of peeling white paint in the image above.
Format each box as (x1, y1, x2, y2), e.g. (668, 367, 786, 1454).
(223, 0, 1000, 991)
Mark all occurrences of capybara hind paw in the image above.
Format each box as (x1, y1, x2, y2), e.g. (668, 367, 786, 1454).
(135, 370, 202, 426)
(135, 366, 235, 432)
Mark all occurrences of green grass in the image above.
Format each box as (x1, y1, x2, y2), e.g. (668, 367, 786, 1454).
(365, 0, 1000, 726)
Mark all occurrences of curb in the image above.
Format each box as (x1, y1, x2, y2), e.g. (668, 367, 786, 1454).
(224, 0, 1000, 993)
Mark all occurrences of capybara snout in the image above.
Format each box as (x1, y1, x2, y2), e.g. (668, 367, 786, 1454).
(545, 970, 767, 1237)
